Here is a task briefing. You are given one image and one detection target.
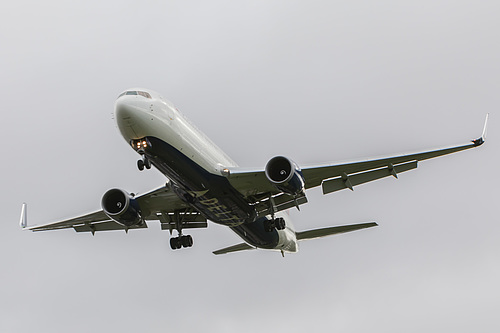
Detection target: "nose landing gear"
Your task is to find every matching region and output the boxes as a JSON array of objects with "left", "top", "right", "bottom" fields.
[
  {"left": 137, "top": 157, "right": 151, "bottom": 171},
  {"left": 132, "top": 139, "right": 152, "bottom": 171}
]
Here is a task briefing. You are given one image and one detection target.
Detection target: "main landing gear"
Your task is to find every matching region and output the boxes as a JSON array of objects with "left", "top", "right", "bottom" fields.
[
  {"left": 170, "top": 235, "right": 193, "bottom": 250},
  {"left": 264, "top": 195, "right": 286, "bottom": 232},
  {"left": 168, "top": 209, "right": 195, "bottom": 250},
  {"left": 264, "top": 217, "right": 286, "bottom": 232}
]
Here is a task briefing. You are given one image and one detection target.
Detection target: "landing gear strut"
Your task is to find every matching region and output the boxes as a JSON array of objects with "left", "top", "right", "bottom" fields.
[
  {"left": 168, "top": 209, "right": 194, "bottom": 250},
  {"left": 264, "top": 195, "right": 286, "bottom": 232}
]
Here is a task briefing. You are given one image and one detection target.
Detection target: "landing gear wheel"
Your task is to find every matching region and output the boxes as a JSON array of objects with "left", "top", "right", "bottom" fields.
[
  {"left": 175, "top": 238, "right": 182, "bottom": 249},
  {"left": 144, "top": 158, "right": 151, "bottom": 169},
  {"left": 275, "top": 217, "right": 286, "bottom": 230},
  {"left": 170, "top": 235, "right": 193, "bottom": 250},
  {"left": 169, "top": 237, "right": 182, "bottom": 250},
  {"left": 169, "top": 237, "right": 177, "bottom": 250},
  {"left": 181, "top": 235, "right": 193, "bottom": 248},
  {"left": 137, "top": 159, "right": 145, "bottom": 171}
]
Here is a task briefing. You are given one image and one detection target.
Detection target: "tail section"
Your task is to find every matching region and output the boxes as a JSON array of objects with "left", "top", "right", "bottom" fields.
[{"left": 213, "top": 221, "right": 377, "bottom": 255}]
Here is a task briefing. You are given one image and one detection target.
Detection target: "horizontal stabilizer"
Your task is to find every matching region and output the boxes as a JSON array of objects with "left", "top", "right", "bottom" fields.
[
  {"left": 296, "top": 222, "right": 378, "bottom": 241},
  {"left": 213, "top": 243, "right": 255, "bottom": 255}
]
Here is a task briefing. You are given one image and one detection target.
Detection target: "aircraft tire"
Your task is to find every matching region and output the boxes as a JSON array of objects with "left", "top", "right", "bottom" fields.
[
  {"left": 169, "top": 238, "right": 177, "bottom": 250},
  {"left": 137, "top": 159, "right": 145, "bottom": 171},
  {"left": 275, "top": 217, "right": 286, "bottom": 230}
]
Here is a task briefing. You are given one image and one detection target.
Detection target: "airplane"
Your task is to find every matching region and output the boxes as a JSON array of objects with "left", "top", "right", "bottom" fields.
[{"left": 19, "top": 88, "right": 488, "bottom": 255}]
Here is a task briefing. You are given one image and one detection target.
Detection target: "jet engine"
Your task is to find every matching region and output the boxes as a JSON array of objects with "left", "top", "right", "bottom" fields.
[
  {"left": 265, "top": 156, "right": 305, "bottom": 196},
  {"left": 101, "top": 188, "right": 143, "bottom": 227}
]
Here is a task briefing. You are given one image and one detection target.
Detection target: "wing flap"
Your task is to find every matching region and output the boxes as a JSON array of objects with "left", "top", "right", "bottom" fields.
[
  {"left": 157, "top": 210, "right": 208, "bottom": 232},
  {"left": 160, "top": 222, "right": 207, "bottom": 231},
  {"left": 322, "top": 160, "right": 417, "bottom": 194},
  {"left": 254, "top": 193, "right": 308, "bottom": 217},
  {"left": 74, "top": 221, "right": 148, "bottom": 233}
]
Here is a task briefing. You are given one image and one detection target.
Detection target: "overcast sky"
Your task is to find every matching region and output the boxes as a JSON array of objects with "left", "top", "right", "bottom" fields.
[{"left": 1, "top": 1, "right": 498, "bottom": 332}]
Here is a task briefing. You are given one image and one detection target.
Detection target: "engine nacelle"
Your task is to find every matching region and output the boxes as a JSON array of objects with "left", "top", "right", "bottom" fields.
[
  {"left": 101, "top": 188, "right": 143, "bottom": 227},
  {"left": 265, "top": 156, "right": 305, "bottom": 196}
]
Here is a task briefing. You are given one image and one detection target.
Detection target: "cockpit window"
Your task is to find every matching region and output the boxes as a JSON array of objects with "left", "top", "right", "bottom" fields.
[
  {"left": 138, "top": 91, "right": 152, "bottom": 99},
  {"left": 117, "top": 91, "right": 152, "bottom": 99}
]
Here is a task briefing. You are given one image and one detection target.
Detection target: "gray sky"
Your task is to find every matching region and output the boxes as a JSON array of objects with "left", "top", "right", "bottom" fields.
[{"left": 1, "top": 1, "right": 498, "bottom": 332}]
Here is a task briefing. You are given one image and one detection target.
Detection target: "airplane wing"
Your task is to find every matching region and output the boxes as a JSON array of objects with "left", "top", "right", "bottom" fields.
[
  {"left": 23, "top": 186, "right": 207, "bottom": 234},
  {"left": 228, "top": 115, "right": 488, "bottom": 206}
]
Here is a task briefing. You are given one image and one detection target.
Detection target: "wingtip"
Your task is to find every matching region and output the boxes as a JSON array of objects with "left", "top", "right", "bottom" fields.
[
  {"left": 19, "top": 203, "right": 27, "bottom": 229},
  {"left": 472, "top": 113, "right": 489, "bottom": 147},
  {"left": 472, "top": 137, "right": 484, "bottom": 146}
]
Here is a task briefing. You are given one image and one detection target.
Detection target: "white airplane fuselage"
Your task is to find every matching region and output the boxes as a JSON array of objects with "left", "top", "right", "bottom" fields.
[{"left": 115, "top": 88, "right": 298, "bottom": 253}]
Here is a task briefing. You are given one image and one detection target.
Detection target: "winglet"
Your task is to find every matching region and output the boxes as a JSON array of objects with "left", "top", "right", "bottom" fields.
[
  {"left": 19, "top": 203, "right": 27, "bottom": 229},
  {"left": 472, "top": 113, "right": 489, "bottom": 146}
]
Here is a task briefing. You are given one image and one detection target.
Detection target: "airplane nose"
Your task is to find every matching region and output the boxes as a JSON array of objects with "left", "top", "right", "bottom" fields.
[
  {"left": 115, "top": 97, "right": 151, "bottom": 122},
  {"left": 114, "top": 97, "right": 150, "bottom": 140},
  {"left": 115, "top": 99, "right": 132, "bottom": 121},
  {"left": 115, "top": 98, "right": 137, "bottom": 122}
]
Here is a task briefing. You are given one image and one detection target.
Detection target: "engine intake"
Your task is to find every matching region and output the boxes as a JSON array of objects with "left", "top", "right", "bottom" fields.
[
  {"left": 265, "top": 156, "right": 305, "bottom": 196},
  {"left": 101, "top": 188, "right": 143, "bottom": 227}
]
